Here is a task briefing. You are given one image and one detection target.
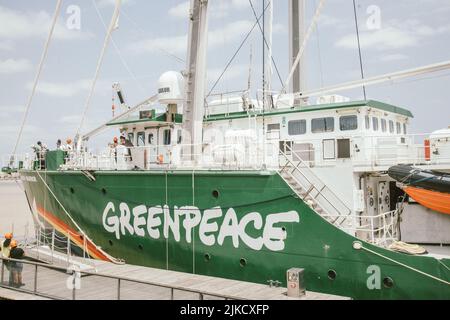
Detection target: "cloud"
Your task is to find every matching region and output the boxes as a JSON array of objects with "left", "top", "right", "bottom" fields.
[
  {"left": 0, "top": 59, "right": 32, "bottom": 74},
  {"left": 129, "top": 19, "right": 257, "bottom": 56},
  {"left": 207, "top": 64, "right": 248, "bottom": 83},
  {"left": 97, "top": 0, "right": 134, "bottom": 8},
  {"left": 0, "top": 41, "right": 14, "bottom": 51},
  {"left": 168, "top": 1, "right": 190, "bottom": 19},
  {"left": 0, "top": 5, "right": 93, "bottom": 41},
  {"left": 379, "top": 54, "right": 409, "bottom": 62},
  {"left": 336, "top": 19, "right": 450, "bottom": 51},
  {"left": 29, "top": 79, "right": 91, "bottom": 98}
]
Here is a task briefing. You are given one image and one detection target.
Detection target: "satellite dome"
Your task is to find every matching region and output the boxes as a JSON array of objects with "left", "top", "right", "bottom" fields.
[{"left": 157, "top": 71, "right": 185, "bottom": 104}]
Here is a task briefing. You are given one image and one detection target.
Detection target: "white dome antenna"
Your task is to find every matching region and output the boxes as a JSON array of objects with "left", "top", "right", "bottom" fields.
[{"left": 157, "top": 71, "right": 185, "bottom": 105}]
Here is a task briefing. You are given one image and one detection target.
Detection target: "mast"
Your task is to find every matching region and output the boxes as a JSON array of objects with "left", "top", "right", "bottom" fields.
[
  {"left": 182, "top": 0, "right": 209, "bottom": 163},
  {"left": 288, "top": 0, "right": 306, "bottom": 94}
]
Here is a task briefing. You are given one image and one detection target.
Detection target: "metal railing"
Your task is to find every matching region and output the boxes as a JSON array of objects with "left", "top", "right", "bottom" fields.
[
  {"left": 279, "top": 142, "right": 353, "bottom": 226},
  {"left": 0, "top": 256, "right": 237, "bottom": 300}
]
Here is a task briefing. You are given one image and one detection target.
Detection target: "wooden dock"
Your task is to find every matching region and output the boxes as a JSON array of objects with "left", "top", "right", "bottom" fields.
[{"left": 0, "top": 248, "right": 350, "bottom": 300}]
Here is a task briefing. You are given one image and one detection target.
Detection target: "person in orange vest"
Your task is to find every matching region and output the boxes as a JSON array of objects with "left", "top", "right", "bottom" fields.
[{"left": 0, "top": 233, "right": 13, "bottom": 259}]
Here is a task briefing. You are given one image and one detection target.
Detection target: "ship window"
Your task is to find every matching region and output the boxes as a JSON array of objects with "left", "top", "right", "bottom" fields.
[
  {"left": 381, "top": 119, "right": 387, "bottom": 132},
  {"left": 127, "top": 132, "right": 134, "bottom": 144},
  {"left": 403, "top": 123, "right": 407, "bottom": 134},
  {"left": 312, "top": 117, "right": 334, "bottom": 133},
  {"left": 340, "top": 115, "right": 358, "bottom": 131},
  {"left": 137, "top": 132, "right": 145, "bottom": 146},
  {"left": 163, "top": 129, "right": 171, "bottom": 145},
  {"left": 396, "top": 122, "right": 401, "bottom": 134},
  {"left": 268, "top": 123, "right": 280, "bottom": 132},
  {"left": 365, "top": 116, "right": 370, "bottom": 130},
  {"left": 177, "top": 129, "right": 182, "bottom": 144},
  {"left": 372, "top": 117, "right": 379, "bottom": 131},
  {"left": 288, "top": 120, "right": 306, "bottom": 135},
  {"left": 337, "top": 139, "right": 351, "bottom": 159},
  {"left": 389, "top": 120, "right": 395, "bottom": 133},
  {"left": 148, "top": 133, "right": 154, "bottom": 145},
  {"left": 323, "top": 139, "right": 336, "bottom": 160}
]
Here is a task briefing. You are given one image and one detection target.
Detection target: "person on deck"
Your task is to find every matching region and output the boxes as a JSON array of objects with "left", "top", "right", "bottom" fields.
[
  {"left": 120, "top": 136, "right": 134, "bottom": 161},
  {"left": 1, "top": 233, "right": 13, "bottom": 285},
  {"left": 9, "top": 240, "right": 24, "bottom": 288}
]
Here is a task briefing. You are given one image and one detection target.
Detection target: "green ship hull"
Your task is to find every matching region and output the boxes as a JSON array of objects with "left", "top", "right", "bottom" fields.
[{"left": 19, "top": 169, "right": 450, "bottom": 299}]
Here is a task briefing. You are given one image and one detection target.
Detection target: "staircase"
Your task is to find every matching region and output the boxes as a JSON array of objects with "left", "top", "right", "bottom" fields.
[{"left": 278, "top": 144, "right": 354, "bottom": 231}]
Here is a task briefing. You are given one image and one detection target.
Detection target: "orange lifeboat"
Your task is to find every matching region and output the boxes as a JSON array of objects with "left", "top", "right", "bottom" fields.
[{"left": 404, "top": 186, "right": 450, "bottom": 215}]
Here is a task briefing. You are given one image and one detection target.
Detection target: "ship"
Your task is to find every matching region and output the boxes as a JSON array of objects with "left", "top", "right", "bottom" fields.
[{"left": 9, "top": 0, "right": 450, "bottom": 299}]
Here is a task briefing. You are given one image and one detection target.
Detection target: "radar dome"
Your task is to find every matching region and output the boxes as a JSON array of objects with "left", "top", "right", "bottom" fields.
[{"left": 157, "top": 71, "right": 185, "bottom": 104}]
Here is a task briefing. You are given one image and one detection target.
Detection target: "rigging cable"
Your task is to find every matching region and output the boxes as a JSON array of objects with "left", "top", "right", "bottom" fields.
[
  {"left": 206, "top": 1, "right": 271, "bottom": 98},
  {"left": 91, "top": 0, "right": 146, "bottom": 94},
  {"left": 352, "top": 0, "right": 367, "bottom": 100},
  {"left": 9, "top": 0, "right": 63, "bottom": 166},
  {"left": 281, "top": 0, "right": 326, "bottom": 95},
  {"left": 248, "top": 0, "right": 283, "bottom": 87},
  {"left": 75, "top": 0, "right": 121, "bottom": 147},
  {"left": 314, "top": 0, "right": 325, "bottom": 88}
]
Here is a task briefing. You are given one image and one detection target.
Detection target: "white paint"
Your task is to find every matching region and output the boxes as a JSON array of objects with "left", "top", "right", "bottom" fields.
[{"left": 102, "top": 202, "right": 300, "bottom": 252}]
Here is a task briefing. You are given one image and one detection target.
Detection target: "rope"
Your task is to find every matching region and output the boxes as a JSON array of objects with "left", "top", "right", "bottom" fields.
[
  {"left": 352, "top": 0, "right": 367, "bottom": 100},
  {"left": 207, "top": 1, "right": 271, "bottom": 98},
  {"left": 91, "top": 0, "right": 146, "bottom": 94},
  {"left": 281, "top": 0, "right": 326, "bottom": 94},
  {"left": 358, "top": 244, "right": 450, "bottom": 286},
  {"left": 75, "top": 0, "right": 122, "bottom": 145},
  {"left": 248, "top": 0, "right": 283, "bottom": 87},
  {"left": 10, "top": 0, "right": 63, "bottom": 165},
  {"left": 34, "top": 170, "right": 123, "bottom": 264}
]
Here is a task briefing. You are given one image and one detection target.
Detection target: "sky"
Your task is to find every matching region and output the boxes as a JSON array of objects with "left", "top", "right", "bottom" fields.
[{"left": 0, "top": 0, "right": 450, "bottom": 162}]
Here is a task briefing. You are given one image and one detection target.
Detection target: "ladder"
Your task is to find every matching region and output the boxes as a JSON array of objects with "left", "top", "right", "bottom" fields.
[{"left": 278, "top": 143, "right": 353, "bottom": 230}]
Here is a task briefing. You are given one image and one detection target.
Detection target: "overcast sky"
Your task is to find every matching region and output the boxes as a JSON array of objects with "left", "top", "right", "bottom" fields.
[{"left": 1, "top": 0, "right": 450, "bottom": 161}]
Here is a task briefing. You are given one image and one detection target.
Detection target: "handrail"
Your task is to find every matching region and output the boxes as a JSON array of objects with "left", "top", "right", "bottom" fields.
[
  {"left": 0, "top": 256, "right": 239, "bottom": 300},
  {"left": 280, "top": 142, "right": 352, "bottom": 216}
]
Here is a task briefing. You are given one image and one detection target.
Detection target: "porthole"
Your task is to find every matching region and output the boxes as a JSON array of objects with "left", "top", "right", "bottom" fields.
[
  {"left": 240, "top": 258, "right": 247, "bottom": 267},
  {"left": 108, "top": 240, "right": 113, "bottom": 246},
  {"left": 327, "top": 269, "right": 337, "bottom": 281},
  {"left": 138, "top": 244, "right": 143, "bottom": 250},
  {"left": 212, "top": 190, "right": 219, "bottom": 199},
  {"left": 70, "top": 187, "right": 75, "bottom": 194},
  {"left": 101, "top": 188, "right": 107, "bottom": 195},
  {"left": 383, "top": 277, "right": 394, "bottom": 288},
  {"left": 204, "top": 253, "right": 211, "bottom": 262}
]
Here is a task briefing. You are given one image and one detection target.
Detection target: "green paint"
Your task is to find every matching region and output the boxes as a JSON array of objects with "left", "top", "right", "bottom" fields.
[
  {"left": 205, "top": 100, "right": 414, "bottom": 122},
  {"left": 20, "top": 169, "right": 450, "bottom": 300}
]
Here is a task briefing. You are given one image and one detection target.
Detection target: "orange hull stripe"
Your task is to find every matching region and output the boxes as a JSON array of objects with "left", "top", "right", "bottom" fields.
[
  {"left": 36, "top": 205, "right": 112, "bottom": 261},
  {"left": 405, "top": 187, "right": 450, "bottom": 215}
]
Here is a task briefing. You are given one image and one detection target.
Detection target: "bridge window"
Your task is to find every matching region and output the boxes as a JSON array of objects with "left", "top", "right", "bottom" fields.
[
  {"left": 340, "top": 115, "right": 358, "bottom": 131},
  {"left": 127, "top": 132, "right": 134, "bottom": 145},
  {"left": 381, "top": 119, "right": 387, "bottom": 132},
  {"left": 288, "top": 120, "right": 306, "bottom": 135},
  {"left": 365, "top": 116, "right": 370, "bottom": 130},
  {"left": 403, "top": 123, "right": 407, "bottom": 135},
  {"left": 396, "top": 122, "right": 401, "bottom": 134},
  {"left": 372, "top": 117, "right": 379, "bottom": 131},
  {"left": 312, "top": 117, "right": 334, "bottom": 133},
  {"left": 148, "top": 133, "right": 154, "bottom": 145},
  {"left": 137, "top": 132, "right": 145, "bottom": 146},
  {"left": 389, "top": 120, "right": 395, "bottom": 134},
  {"left": 163, "top": 129, "right": 171, "bottom": 145}
]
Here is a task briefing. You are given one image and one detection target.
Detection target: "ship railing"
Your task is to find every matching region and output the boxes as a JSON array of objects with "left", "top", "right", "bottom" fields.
[
  {"left": 0, "top": 256, "right": 238, "bottom": 300},
  {"left": 320, "top": 210, "right": 400, "bottom": 247},
  {"left": 277, "top": 132, "right": 450, "bottom": 169},
  {"left": 279, "top": 141, "right": 353, "bottom": 228},
  {"left": 60, "top": 142, "right": 281, "bottom": 171}
]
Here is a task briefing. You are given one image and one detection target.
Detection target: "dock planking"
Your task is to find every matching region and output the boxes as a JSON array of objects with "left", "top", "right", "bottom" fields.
[{"left": 0, "top": 250, "right": 350, "bottom": 300}]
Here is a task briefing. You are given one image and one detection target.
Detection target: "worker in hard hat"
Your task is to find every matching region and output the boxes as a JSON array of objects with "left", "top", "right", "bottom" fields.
[
  {"left": 9, "top": 240, "right": 25, "bottom": 287},
  {"left": 65, "top": 138, "right": 73, "bottom": 151},
  {"left": 1, "top": 233, "right": 13, "bottom": 259}
]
